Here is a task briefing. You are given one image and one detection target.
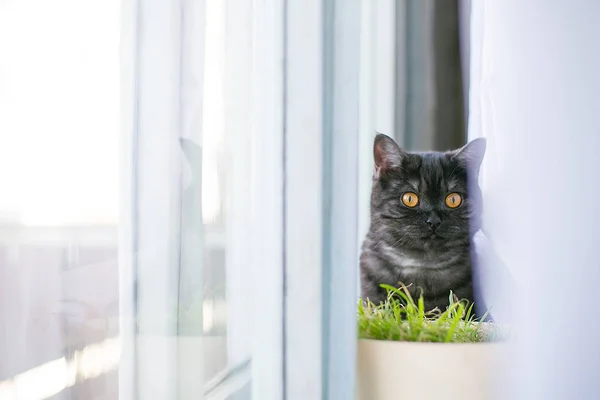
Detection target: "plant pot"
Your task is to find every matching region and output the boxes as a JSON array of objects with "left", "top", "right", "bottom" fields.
[{"left": 357, "top": 338, "right": 505, "bottom": 400}]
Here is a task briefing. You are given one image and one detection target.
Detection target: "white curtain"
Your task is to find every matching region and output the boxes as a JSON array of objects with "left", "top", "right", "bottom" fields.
[
  {"left": 121, "top": 0, "right": 207, "bottom": 397},
  {"left": 470, "top": 1, "right": 600, "bottom": 398},
  {"left": 125, "top": 0, "right": 286, "bottom": 398}
]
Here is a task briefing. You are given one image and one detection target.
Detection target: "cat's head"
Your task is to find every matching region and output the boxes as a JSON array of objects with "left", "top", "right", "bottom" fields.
[{"left": 370, "top": 133, "right": 486, "bottom": 251}]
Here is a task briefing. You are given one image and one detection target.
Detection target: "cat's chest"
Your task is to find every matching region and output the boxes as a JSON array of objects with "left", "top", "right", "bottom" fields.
[
  {"left": 380, "top": 244, "right": 467, "bottom": 272},
  {"left": 387, "top": 250, "right": 472, "bottom": 300}
]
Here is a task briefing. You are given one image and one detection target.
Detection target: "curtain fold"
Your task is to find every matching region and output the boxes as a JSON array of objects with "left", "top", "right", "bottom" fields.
[
  {"left": 123, "top": 0, "right": 206, "bottom": 398},
  {"left": 471, "top": 1, "right": 600, "bottom": 398}
]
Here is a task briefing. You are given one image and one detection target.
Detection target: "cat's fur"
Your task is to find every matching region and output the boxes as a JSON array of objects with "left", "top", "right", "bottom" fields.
[{"left": 360, "top": 133, "right": 486, "bottom": 312}]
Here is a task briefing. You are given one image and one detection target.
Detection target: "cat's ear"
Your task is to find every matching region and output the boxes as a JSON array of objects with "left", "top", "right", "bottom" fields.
[
  {"left": 374, "top": 133, "right": 405, "bottom": 177},
  {"left": 452, "top": 137, "right": 486, "bottom": 174}
]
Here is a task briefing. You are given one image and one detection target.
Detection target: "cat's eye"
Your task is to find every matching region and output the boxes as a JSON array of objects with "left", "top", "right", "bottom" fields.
[
  {"left": 401, "top": 192, "right": 419, "bottom": 208},
  {"left": 445, "top": 193, "right": 462, "bottom": 208}
]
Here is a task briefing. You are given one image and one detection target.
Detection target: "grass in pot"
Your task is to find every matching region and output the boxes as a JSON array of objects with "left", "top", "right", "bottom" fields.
[{"left": 357, "top": 284, "right": 506, "bottom": 400}]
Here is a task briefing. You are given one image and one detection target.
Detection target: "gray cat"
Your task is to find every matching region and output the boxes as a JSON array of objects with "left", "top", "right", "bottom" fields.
[{"left": 360, "top": 133, "right": 486, "bottom": 312}]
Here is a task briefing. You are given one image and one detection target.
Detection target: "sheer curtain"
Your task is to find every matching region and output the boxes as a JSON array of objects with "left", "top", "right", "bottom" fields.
[
  {"left": 121, "top": 0, "right": 208, "bottom": 396},
  {"left": 122, "top": 0, "right": 249, "bottom": 397},
  {"left": 124, "top": 0, "right": 302, "bottom": 397},
  {"left": 470, "top": 1, "right": 600, "bottom": 398}
]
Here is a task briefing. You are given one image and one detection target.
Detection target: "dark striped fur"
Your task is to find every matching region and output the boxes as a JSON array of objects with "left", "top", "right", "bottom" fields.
[{"left": 360, "top": 134, "right": 486, "bottom": 312}]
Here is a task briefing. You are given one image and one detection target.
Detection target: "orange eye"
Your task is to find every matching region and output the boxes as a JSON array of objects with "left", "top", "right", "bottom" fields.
[
  {"left": 445, "top": 193, "right": 462, "bottom": 208},
  {"left": 401, "top": 192, "right": 419, "bottom": 208}
]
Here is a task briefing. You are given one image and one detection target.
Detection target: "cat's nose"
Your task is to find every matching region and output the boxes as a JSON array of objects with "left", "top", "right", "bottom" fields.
[{"left": 426, "top": 214, "right": 441, "bottom": 231}]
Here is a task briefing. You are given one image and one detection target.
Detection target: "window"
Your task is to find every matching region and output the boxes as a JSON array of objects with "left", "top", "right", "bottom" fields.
[
  {"left": 0, "top": 0, "right": 120, "bottom": 398},
  {"left": 1, "top": 0, "right": 362, "bottom": 399}
]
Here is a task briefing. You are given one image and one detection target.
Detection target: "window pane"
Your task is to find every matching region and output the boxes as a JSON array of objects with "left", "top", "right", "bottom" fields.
[{"left": 0, "top": 0, "right": 120, "bottom": 398}]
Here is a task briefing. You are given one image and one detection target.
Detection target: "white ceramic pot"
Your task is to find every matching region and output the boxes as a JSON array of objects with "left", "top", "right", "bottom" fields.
[{"left": 357, "top": 339, "right": 505, "bottom": 400}]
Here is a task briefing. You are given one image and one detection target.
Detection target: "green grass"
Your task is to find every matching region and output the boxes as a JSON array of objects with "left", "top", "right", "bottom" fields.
[{"left": 357, "top": 284, "right": 499, "bottom": 343}]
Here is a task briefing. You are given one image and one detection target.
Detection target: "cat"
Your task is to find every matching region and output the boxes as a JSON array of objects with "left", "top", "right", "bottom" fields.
[{"left": 360, "top": 133, "right": 486, "bottom": 312}]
